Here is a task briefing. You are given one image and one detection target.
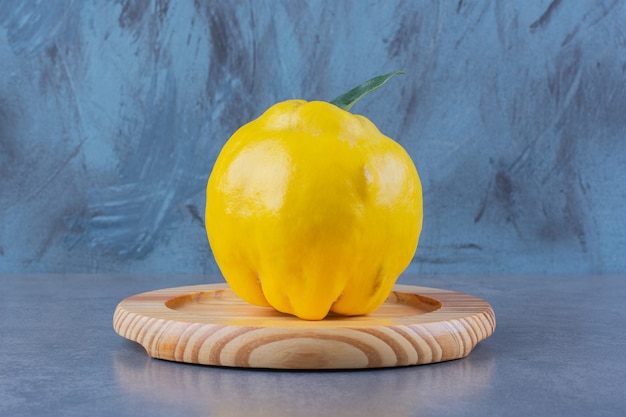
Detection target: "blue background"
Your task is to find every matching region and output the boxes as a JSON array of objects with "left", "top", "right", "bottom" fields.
[{"left": 0, "top": 1, "right": 624, "bottom": 275}]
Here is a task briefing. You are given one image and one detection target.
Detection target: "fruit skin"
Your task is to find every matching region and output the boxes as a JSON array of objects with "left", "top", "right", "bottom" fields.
[{"left": 205, "top": 100, "right": 422, "bottom": 320}]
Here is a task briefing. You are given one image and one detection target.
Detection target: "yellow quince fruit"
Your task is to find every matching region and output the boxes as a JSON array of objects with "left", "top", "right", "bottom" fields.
[{"left": 205, "top": 72, "right": 422, "bottom": 320}]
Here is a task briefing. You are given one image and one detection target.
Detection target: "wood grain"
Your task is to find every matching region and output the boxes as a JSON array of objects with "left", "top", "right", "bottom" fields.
[{"left": 113, "top": 284, "right": 495, "bottom": 369}]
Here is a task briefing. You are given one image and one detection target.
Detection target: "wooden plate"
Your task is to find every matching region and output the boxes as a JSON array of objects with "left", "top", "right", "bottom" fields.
[{"left": 113, "top": 283, "right": 495, "bottom": 369}]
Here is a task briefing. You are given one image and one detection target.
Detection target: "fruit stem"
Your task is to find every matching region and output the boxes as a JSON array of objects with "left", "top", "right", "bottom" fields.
[{"left": 329, "top": 71, "right": 405, "bottom": 112}]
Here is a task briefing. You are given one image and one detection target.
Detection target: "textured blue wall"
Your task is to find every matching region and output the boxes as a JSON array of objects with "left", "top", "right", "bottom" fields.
[{"left": 0, "top": 1, "right": 625, "bottom": 275}]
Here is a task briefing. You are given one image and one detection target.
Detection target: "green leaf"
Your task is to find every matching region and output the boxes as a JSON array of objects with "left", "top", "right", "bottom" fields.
[{"left": 329, "top": 71, "right": 405, "bottom": 112}]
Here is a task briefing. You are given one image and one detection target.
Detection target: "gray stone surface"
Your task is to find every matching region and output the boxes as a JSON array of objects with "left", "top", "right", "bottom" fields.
[{"left": 2, "top": 273, "right": 624, "bottom": 416}]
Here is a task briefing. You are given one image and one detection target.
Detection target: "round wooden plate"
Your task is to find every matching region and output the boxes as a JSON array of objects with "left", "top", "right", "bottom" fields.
[{"left": 113, "top": 283, "right": 495, "bottom": 369}]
